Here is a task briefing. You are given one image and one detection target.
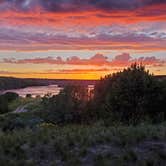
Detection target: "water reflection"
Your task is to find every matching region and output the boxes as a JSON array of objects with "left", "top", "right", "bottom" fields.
[
  {"left": 1, "top": 84, "right": 95, "bottom": 98},
  {"left": 2, "top": 85, "right": 63, "bottom": 98}
]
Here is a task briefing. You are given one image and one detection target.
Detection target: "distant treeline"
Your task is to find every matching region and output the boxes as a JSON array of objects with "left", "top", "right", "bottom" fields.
[
  {"left": 0, "top": 77, "right": 47, "bottom": 91},
  {"left": 0, "top": 77, "right": 97, "bottom": 91}
]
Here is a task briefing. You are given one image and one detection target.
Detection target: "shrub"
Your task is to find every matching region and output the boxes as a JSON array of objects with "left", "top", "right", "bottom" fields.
[
  {"left": 0, "top": 92, "right": 19, "bottom": 114},
  {"left": 3, "top": 92, "right": 19, "bottom": 102},
  {"left": 26, "top": 94, "right": 32, "bottom": 98},
  {"left": 0, "top": 96, "right": 9, "bottom": 114},
  {"left": 93, "top": 63, "right": 166, "bottom": 124},
  {"left": 41, "top": 85, "right": 89, "bottom": 124}
]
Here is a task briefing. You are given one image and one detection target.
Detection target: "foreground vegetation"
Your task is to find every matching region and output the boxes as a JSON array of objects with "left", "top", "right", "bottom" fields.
[{"left": 0, "top": 122, "right": 166, "bottom": 166}]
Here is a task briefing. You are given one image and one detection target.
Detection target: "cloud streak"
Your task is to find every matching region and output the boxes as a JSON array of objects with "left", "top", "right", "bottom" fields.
[
  {"left": 0, "top": 27, "right": 165, "bottom": 51},
  {"left": 2, "top": 53, "right": 165, "bottom": 67},
  {"left": 0, "top": 68, "right": 110, "bottom": 75}
]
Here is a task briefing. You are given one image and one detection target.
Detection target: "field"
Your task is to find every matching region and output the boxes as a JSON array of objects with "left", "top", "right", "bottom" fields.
[{"left": 0, "top": 122, "right": 166, "bottom": 166}]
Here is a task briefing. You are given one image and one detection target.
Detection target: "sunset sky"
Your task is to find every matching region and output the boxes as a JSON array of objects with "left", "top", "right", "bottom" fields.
[{"left": 0, "top": 0, "right": 166, "bottom": 79}]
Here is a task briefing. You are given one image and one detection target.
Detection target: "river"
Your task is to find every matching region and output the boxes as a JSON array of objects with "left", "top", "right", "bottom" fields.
[
  {"left": 1, "top": 84, "right": 94, "bottom": 98},
  {"left": 1, "top": 85, "right": 63, "bottom": 98}
]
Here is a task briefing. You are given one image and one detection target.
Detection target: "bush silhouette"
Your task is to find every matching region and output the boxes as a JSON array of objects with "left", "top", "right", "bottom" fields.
[
  {"left": 3, "top": 92, "right": 19, "bottom": 102},
  {"left": 0, "top": 92, "right": 19, "bottom": 114},
  {"left": 41, "top": 85, "right": 88, "bottom": 123},
  {"left": 94, "top": 63, "right": 166, "bottom": 124}
]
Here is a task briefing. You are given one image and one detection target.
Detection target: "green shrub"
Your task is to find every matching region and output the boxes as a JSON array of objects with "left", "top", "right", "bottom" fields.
[
  {"left": 41, "top": 85, "right": 89, "bottom": 124},
  {"left": 93, "top": 63, "right": 166, "bottom": 124},
  {"left": 0, "top": 92, "right": 19, "bottom": 114},
  {"left": 3, "top": 92, "right": 19, "bottom": 102}
]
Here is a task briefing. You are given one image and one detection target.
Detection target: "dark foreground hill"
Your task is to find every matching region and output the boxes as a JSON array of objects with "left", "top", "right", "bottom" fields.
[{"left": 156, "top": 75, "right": 166, "bottom": 81}]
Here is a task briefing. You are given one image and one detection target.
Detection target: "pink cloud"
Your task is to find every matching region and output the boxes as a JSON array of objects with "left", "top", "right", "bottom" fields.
[
  {"left": 114, "top": 53, "right": 131, "bottom": 62},
  {"left": 2, "top": 53, "right": 165, "bottom": 68}
]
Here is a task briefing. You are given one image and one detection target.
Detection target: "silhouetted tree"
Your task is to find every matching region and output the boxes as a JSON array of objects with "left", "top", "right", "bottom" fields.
[
  {"left": 0, "top": 92, "right": 18, "bottom": 114},
  {"left": 41, "top": 85, "right": 88, "bottom": 123},
  {"left": 3, "top": 92, "right": 19, "bottom": 102},
  {"left": 26, "top": 94, "right": 32, "bottom": 98},
  {"left": 0, "top": 96, "right": 9, "bottom": 114},
  {"left": 93, "top": 63, "right": 166, "bottom": 124}
]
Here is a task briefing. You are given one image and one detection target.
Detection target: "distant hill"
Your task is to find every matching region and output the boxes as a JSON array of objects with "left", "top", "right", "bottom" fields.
[
  {"left": 0, "top": 77, "right": 97, "bottom": 91},
  {"left": 0, "top": 75, "right": 165, "bottom": 91},
  {"left": 155, "top": 75, "right": 166, "bottom": 81}
]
